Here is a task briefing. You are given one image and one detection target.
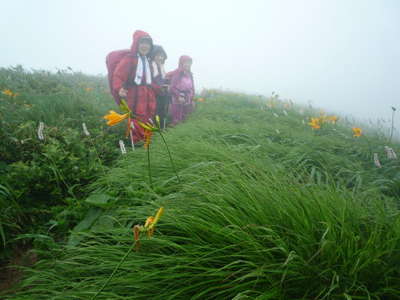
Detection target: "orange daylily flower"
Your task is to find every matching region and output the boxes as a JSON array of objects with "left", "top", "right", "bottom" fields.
[
  {"left": 141, "top": 207, "right": 165, "bottom": 237},
  {"left": 133, "top": 225, "right": 141, "bottom": 250},
  {"left": 144, "top": 129, "right": 153, "bottom": 149},
  {"left": 309, "top": 117, "right": 321, "bottom": 129},
  {"left": 2, "top": 89, "right": 17, "bottom": 97},
  {"left": 131, "top": 207, "right": 164, "bottom": 250},
  {"left": 197, "top": 97, "right": 205, "bottom": 102},
  {"left": 352, "top": 127, "right": 362, "bottom": 137},
  {"left": 144, "top": 216, "right": 155, "bottom": 237},
  {"left": 144, "top": 207, "right": 164, "bottom": 237},
  {"left": 103, "top": 110, "right": 129, "bottom": 126},
  {"left": 85, "top": 87, "right": 93, "bottom": 92}
]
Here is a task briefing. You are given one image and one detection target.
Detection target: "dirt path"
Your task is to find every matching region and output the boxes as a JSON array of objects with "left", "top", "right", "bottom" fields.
[{"left": 0, "top": 245, "right": 37, "bottom": 297}]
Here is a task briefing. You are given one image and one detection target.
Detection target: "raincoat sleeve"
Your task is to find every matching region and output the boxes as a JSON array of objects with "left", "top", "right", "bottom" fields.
[
  {"left": 168, "top": 72, "right": 182, "bottom": 98},
  {"left": 113, "top": 57, "right": 133, "bottom": 93},
  {"left": 189, "top": 75, "right": 195, "bottom": 100}
]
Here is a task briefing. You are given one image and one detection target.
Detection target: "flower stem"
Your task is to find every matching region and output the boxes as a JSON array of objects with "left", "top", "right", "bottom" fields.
[
  {"left": 158, "top": 131, "right": 181, "bottom": 183},
  {"left": 147, "top": 144, "right": 153, "bottom": 187},
  {"left": 90, "top": 242, "right": 136, "bottom": 300}
]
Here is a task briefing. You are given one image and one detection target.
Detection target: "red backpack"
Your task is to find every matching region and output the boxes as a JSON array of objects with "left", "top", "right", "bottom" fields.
[{"left": 106, "top": 49, "right": 131, "bottom": 105}]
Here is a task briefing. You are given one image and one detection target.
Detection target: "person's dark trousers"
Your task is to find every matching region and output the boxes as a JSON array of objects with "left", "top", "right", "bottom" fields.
[{"left": 156, "top": 94, "right": 171, "bottom": 128}]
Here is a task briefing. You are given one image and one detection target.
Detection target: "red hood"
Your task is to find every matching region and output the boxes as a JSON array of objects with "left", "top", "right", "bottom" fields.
[
  {"left": 130, "top": 30, "right": 153, "bottom": 55},
  {"left": 178, "top": 55, "right": 192, "bottom": 69},
  {"left": 166, "top": 55, "right": 193, "bottom": 79}
]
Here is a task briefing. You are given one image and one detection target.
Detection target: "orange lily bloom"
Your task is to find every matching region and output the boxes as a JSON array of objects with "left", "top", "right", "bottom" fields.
[
  {"left": 2, "top": 89, "right": 15, "bottom": 97},
  {"left": 309, "top": 117, "right": 321, "bottom": 129},
  {"left": 144, "top": 216, "right": 155, "bottom": 237},
  {"left": 144, "top": 129, "right": 153, "bottom": 149},
  {"left": 144, "top": 207, "right": 164, "bottom": 237},
  {"left": 352, "top": 127, "right": 362, "bottom": 137},
  {"left": 133, "top": 225, "right": 141, "bottom": 251},
  {"left": 103, "top": 110, "right": 129, "bottom": 126}
]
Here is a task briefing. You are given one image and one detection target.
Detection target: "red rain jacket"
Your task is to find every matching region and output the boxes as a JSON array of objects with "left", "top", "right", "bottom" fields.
[{"left": 113, "top": 30, "right": 160, "bottom": 143}]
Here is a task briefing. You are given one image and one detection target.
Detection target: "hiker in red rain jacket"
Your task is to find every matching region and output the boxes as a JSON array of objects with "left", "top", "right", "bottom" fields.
[
  {"left": 113, "top": 30, "right": 160, "bottom": 143},
  {"left": 166, "top": 56, "right": 195, "bottom": 126}
]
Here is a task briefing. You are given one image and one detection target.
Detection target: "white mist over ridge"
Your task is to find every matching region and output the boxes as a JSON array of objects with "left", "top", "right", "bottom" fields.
[{"left": 0, "top": 0, "right": 398, "bottom": 129}]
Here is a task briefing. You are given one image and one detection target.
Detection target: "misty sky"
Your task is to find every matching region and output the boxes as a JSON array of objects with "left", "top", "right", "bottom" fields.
[{"left": 1, "top": 0, "right": 399, "bottom": 128}]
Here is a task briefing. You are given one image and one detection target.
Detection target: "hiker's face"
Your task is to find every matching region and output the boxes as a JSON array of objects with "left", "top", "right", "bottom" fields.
[
  {"left": 138, "top": 41, "right": 151, "bottom": 56},
  {"left": 154, "top": 54, "right": 166, "bottom": 65},
  {"left": 182, "top": 61, "right": 192, "bottom": 72}
]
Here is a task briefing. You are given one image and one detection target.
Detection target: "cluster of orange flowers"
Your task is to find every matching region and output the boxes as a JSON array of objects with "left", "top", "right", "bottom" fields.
[
  {"left": 133, "top": 207, "right": 164, "bottom": 251},
  {"left": 308, "top": 114, "right": 362, "bottom": 137},
  {"left": 308, "top": 115, "right": 338, "bottom": 129},
  {"left": 103, "top": 108, "right": 166, "bottom": 251},
  {"left": 2, "top": 89, "right": 19, "bottom": 98}
]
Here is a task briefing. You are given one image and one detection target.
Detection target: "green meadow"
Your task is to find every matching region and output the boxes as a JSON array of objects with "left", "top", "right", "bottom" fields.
[{"left": 1, "top": 67, "right": 399, "bottom": 299}]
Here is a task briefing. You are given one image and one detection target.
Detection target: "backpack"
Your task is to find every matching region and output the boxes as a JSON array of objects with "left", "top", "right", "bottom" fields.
[{"left": 106, "top": 49, "right": 131, "bottom": 105}]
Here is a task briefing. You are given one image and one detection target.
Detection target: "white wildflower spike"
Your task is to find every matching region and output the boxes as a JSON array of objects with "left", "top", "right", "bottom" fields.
[
  {"left": 373, "top": 153, "right": 382, "bottom": 168},
  {"left": 391, "top": 148, "right": 397, "bottom": 159},
  {"left": 302, "top": 120, "right": 305, "bottom": 125},
  {"left": 384, "top": 146, "right": 392, "bottom": 159},
  {"left": 119, "top": 140, "right": 127, "bottom": 154},
  {"left": 275, "top": 129, "right": 280, "bottom": 134},
  {"left": 283, "top": 110, "right": 288, "bottom": 116},
  {"left": 385, "top": 146, "right": 397, "bottom": 160},
  {"left": 148, "top": 118, "right": 154, "bottom": 125},
  {"left": 37, "top": 122, "right": 44, "bottom": 140},
  {"left": 82, "top": 122, "right": 90, "bottom": 136},
  {"left": 273, "top": 113, "right": 279, "bottom": 118},
  {"left": 129, "top": 120, "right": 135, "bottom": 150},
  {"left": 129, "top": 131, "right": 135, "bottom": 150}
]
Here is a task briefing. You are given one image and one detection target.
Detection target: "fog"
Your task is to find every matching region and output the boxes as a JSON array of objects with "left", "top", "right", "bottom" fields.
[{"left": 1, "top": 0, "right": 399, "bottom": 130}]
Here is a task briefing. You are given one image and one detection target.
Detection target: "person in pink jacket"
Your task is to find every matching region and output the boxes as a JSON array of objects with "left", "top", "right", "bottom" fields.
[{"left": 166, "top": 55, "right": 194, "bottom": 126}]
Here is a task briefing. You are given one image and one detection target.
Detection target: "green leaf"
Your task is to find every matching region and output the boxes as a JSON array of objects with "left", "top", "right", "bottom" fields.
[
  {"left": 119, "top": 99, "right": 130, "bottom": 113},
  {"left": 91, "top": 213, "right": 115, "bottom": 232},
  {"left": 67, "top": 207, "right": 102, "bottom": 246},
  {"left": 84, "top": 193, "right": 112, "bottom": 208}
]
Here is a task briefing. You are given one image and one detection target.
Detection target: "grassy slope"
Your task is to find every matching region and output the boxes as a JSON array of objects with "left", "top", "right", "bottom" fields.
[
  {"left": 0, "top": 67, "right": 124, "bottom": 263},
  {"left": 4, "top": 89, "right": 400, "bottom": 299},
  {"left": 0, "top": 70, "right": 400, "bottom": 299}
]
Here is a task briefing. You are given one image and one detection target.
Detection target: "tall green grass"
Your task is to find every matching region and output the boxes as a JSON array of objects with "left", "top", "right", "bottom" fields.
[
  {"left": 0, "top": 67, "right": 122, "bottom": 261},
  {"left": 4, "top": 92, "right": 399, "bottom": 299}
]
